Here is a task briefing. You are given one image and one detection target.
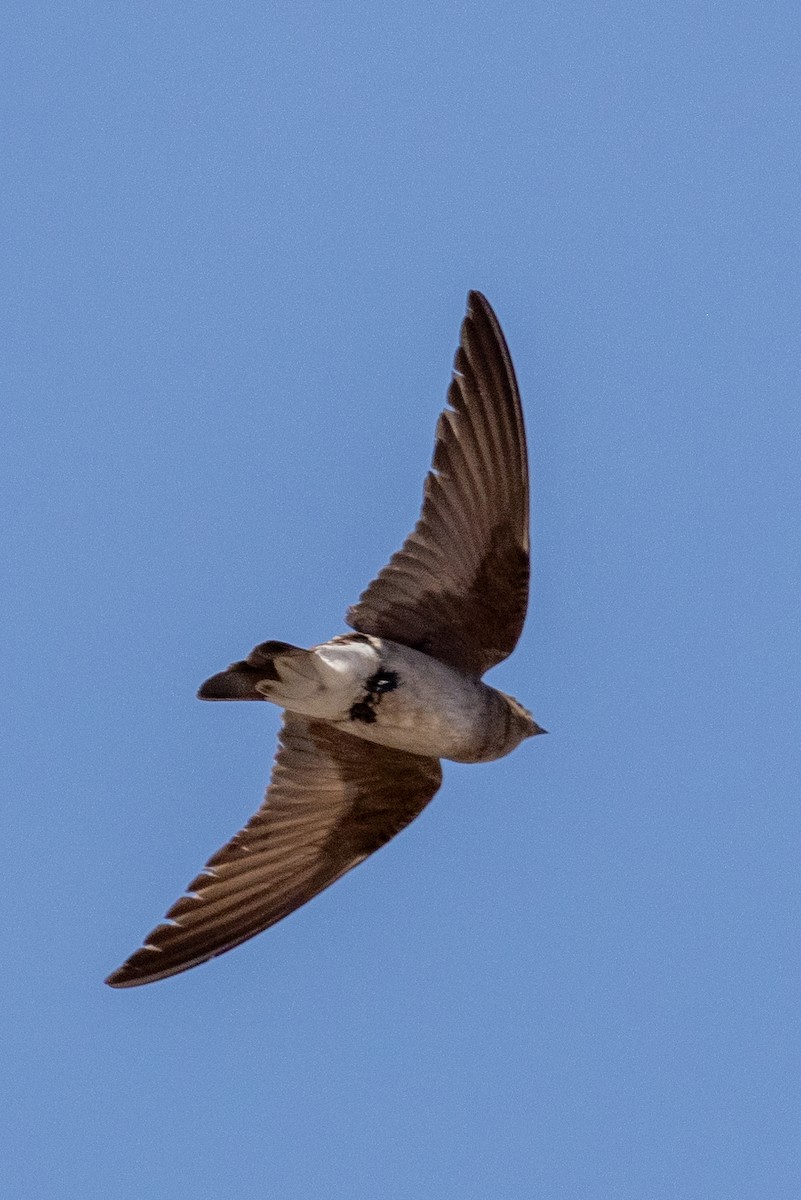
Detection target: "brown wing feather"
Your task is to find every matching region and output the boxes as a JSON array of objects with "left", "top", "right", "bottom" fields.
[
  {"left": 106, "top": 717, "right": 441, "bottom": 987},
  {"left": 346, "top": 291, "right": 529, "bottom": 677}
]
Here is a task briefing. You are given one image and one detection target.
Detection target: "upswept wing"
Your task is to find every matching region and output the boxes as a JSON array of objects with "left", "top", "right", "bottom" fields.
[
  {"left": 106, "top": 717, "right": 441, "bottom": 987},
  {"left": 347, "top": 291, "right": 529, "bottom": 678}
]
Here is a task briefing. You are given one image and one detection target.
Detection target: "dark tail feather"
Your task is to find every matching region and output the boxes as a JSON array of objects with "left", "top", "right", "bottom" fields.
[
  {"left": 197, "top": 666, "right": 267, "bottom": 700},
  {"left": 197, "top": 640, "right": 304, "bottom": 701}
]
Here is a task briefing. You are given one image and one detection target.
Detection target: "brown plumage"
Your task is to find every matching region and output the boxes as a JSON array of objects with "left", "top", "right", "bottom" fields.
[
  {"left": 106, "top": 291, "right": 543, "bottom": 989},
  {"left": 109, "top": 718, "right": 441, "bottom": 987},
  {"left": 348, "top": 292, "right": 529, "bottom": 676}
]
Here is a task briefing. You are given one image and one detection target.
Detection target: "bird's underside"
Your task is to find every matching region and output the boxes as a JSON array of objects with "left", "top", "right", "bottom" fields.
[{"left": 107, "top": 290, "right": 533, "bottom": 988}]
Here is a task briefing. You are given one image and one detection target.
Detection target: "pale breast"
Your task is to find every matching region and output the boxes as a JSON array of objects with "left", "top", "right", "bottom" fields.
[{"left": 327, "top": 638, "right": 504, "bottom": 762}]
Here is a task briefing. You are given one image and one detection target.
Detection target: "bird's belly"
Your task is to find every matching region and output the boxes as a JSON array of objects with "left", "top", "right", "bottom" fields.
[
  {"left": 327, "top": 639, "right": 495, "bottom": 762},
  {"left": 332, "top": 694, "right": 482, "bottom": 760}
]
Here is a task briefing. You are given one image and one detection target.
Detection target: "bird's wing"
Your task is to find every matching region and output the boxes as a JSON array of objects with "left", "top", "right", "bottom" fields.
[
  {"left": 106, "top": 717, "right": 441, "bottom": 988},
  {"left": 346, "top": 291, "right": 529, "bottom": 678}
]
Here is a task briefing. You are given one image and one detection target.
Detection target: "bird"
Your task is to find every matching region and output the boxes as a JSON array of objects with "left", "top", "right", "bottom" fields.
[{"left": 106, "top": 290, "right": 546, "bottom": 988}]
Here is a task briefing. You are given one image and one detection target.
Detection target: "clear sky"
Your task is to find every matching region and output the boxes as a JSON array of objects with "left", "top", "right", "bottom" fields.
[{"left": 4, "top": 3, "right": 801, "bottom": 1197}]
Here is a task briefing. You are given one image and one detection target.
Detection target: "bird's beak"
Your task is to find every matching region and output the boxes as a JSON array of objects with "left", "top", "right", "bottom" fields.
[{"left": 529, "top": 721, "right": 548, "bottom": 736}]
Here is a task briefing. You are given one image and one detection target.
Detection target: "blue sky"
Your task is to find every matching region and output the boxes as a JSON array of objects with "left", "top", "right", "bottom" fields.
[{"left": 4, "top": 2, "right": 801, "bottom": 1196}]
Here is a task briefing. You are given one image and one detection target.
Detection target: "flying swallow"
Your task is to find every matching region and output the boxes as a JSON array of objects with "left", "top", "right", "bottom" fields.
[{"left": 107, "top": 290, "right": 545, "bottom": 988}]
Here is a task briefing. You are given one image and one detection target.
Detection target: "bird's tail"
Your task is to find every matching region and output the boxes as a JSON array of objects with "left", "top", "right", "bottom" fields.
[{"left": 197, "top": 640, "right": 319, "bottom": 703}]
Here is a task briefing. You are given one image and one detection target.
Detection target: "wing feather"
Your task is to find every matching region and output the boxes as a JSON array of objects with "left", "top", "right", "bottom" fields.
[
  {"left": 347, "top": 291, "right": 529, "bottom": 676},
  {"left": 106, "top": 717, "right": 441, "bottom": 987}
]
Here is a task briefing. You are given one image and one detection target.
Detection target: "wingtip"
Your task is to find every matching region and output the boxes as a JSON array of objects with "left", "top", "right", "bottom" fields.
[
  {"left": 466, "top": 289, "right": 492, "bottom": 315},
  {"left": 104, "top": 967, "right": 134, "bottom": 989},
  {"left": 105, "top": 941, "right": 173, "bottom": 989},
  {"left": 105, "top": 956, "right": 172, "bottom": 989},
  {"left": 465, "top": 291, "right": 506, "bottom": 342}
]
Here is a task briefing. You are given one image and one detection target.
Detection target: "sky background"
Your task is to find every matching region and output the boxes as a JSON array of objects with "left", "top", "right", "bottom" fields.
[{"left": 3, "top": 2, "right": 801, "bottom": 1197}]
